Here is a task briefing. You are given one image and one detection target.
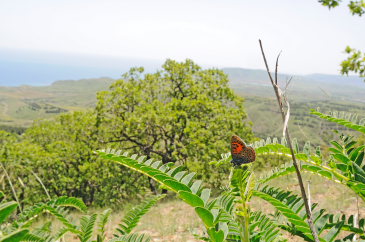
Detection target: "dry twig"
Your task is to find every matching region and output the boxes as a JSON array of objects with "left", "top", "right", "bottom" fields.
[{"left": 258, "top": 39, "right": 320, "bottom": 242}]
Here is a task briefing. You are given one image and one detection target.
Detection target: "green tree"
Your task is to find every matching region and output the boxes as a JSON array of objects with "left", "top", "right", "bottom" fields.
[
  {"left": 96, "top": 59, "right": 253, "bottom": 186},
  {"left": 319, "top": 0, "right": 365, "bottom": 79},
  {"left": 2, "top": 111, "right": 147, "bottom": 206}
]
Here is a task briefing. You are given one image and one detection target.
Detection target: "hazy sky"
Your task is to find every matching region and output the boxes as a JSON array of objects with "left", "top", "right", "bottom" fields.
[{"left": 0, "top": 0, "right": 364, "bottom": 75}]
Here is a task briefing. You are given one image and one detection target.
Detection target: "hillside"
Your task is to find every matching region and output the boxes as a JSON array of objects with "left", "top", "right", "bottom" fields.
[
  {"left": 0, "top": 77, "right": 114, "bottom": 126},
  {"left": 1, "top": 68, "right": 364, "bottom": 145}
]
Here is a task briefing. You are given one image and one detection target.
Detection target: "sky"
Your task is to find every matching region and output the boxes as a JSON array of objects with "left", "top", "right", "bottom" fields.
[{"left": 0, "top": 0, "right": 364, "bottom": 83}]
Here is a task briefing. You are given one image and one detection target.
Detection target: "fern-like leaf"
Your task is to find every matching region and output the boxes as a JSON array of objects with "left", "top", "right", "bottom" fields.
[
  {"left": 109, "top": 233, "right": 151, "bottom": 242},
  {"left": 250, "top": 211, "right": 283, "bottom": 242},
  {"left": 253, "top": 186, "right": 315, "bottom": 241},
  {"left": 51, "top": 196, "right": 87, "bottom": 212},
  {"left": 98, "top": 149, "right": 226, "bottom": 240},
  {"left": 116, "top": 195, "right": 164, "bottom": 236},
  {"left": 97, "top": 209, "right": 112, "bottom": 242},
  {"left": 79, "top": 214, "right": 97, "bottom": 242},
  {"left": 0, "top": 201, "right": 18, "bottom": 224},
  {"left": 0, "top": 229, "right": 29, "bottom": 242},
  {"left": 311, "top": 109, "right": 365, "bottom": 134},
  {"left": 255, "top": 185, "right": 365, "bottom": 241}
]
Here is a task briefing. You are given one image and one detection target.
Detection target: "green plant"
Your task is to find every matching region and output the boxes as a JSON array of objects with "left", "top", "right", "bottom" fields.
[
  {"left": 251, "top": 110, "right": 365, "bottom": 203},
  {"left": 0, "top": 111, "right": 148, "bottom": 207},
  {"left": 98, "top": 108, "right": 365, "bottom": 242},
  {"left": 0, "top": 190, "right": 164, "bottom": 242},
  {"left": 0, "top": 192, "right": 88, "bottom": 242}
]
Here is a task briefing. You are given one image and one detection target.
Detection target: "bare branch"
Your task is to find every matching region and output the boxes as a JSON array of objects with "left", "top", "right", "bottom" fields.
[
  {"left": 284, "top": 76, "right": 293, "bottom": 94},
  {"left": 258, "top": 39, "right": 320, "bottom": 242},
  {"left": 259, "top": 39, "right": 275, "bottom": 85},
  {"left": 275, "top": 51, "right": 282, "bottom": 85},
  {"left": 282, "top": 98, "right": 290, "bottom": 137}
]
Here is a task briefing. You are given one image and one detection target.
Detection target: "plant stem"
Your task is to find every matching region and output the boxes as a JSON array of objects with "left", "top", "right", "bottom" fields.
[
  {"left": 258, "top": 39, "right": 320, "bottom": 242},
  {"left": 237, "top": 212, "right": 250, "bottom": 242},
  {"left": 240, "top": 169, "right": 253, "bottom": 242},
  {"left": 1, "top": 162, "right": 22, "bottom": 212},
  {"left": 243, "top": 209, "right": 250, "bottom": 242},
  {"left": 30, "top": 169, "right": 51, "bottom": 200}
]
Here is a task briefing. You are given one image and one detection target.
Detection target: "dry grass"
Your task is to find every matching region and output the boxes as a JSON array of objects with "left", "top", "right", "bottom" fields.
[{"left": 61, "top": 199, "right": 203, "bottom": 242}]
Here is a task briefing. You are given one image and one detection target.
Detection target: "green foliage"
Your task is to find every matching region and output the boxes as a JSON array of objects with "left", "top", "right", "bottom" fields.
[
  {"left": 96, "top": 209, "right": 112, "bottom": 242},
  {"left": 341, "top": 46, "right": 365, "bottom": 79},
  {"left": 0, "top": 189, "right": 158, "bottom": 242},
  {"left": 109, "top": 233, "right": 151, "bottom": 242},
  {"left": 249, "top": 211, "right": 282, "bottom": 242},
  {"left": 98, "top": 149, "right": 231, "bottom": 242},
  {"left": 311, "top": 109, "right": 365, "bottom": 133},
  {"left": 116, "top": 195, "right": 165, "bottom": 236},
  {"left": 96, "top": 59, "right": 253, "bottom": 187},
  {"left": 318, "top": 0, "right": 365, "bottom": 80},
  {"left": 0, "top": 201, "right": 17, "bottom": 224},
  {"left": 79, "top": 214, "right": 97, "bottom": 242},
  {"left": 0, "top": 60, "right": 256, "bottom": 206},
  {"left": 97, "top": 114, "right": 365, "bottom": 242},
  {"left": 0, "top": 229, "right": 29, "bottom": 242},
  {"left": 244, "top": 122, "right": 365, "bottom": 203},
  {"left": 255, "top": 109, "right": 365, "bottom": 241},
  {"left": 253, "top": 188, "right": 313, "bottom": 241},
  {"left": 96, "top": 149, "right": 293, "bottom": 241},
  {"left": 0, "top": 111, "right": 147, "bottom": 206},
  {"left": 310, "top": 110, "right": 365, "bottom": 200},
  {"left": 254, "top": 185, "right": 365, "bottom": 242},
  {"left": 0, "top": 192, "right": 88, "bottom": 242},
  {"left": 2, "top": 57, "right": 365, "bottom": 241},
  {"left": 319, "top": 0, "right": 365, "bottom": 16}
]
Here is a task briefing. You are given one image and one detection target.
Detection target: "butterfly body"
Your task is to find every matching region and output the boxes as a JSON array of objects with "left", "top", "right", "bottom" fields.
[{"left": 230, "top": 135, "right": 256, "bottom": 166}]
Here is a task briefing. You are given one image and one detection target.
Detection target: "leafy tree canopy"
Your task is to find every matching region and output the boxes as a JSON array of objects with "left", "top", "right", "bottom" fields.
[
  {"left": 96, "top": 59, "right": 253, "bottom": 184},
  {"left": 1, "top": 111, "right": 147, "bottom": 206}
]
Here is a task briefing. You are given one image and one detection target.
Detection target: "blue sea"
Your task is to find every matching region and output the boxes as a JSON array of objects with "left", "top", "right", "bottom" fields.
[{"left": 0, "top": 49, "right": 162, "bottom": 86}]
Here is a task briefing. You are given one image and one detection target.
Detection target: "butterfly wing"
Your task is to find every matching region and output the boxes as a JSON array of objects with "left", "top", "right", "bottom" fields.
[
  {"left": 231, "top": 135, "right": 246, "bottom": 160},
  {"left": 241, "top": 146, "right": 256, "bottom": 164},
  {"left": 231, "top": 135, "right": 256, "bottom": 166}
]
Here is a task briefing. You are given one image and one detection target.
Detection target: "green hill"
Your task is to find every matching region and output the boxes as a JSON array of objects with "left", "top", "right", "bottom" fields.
[
  {"left": 0, "top": 77, "right": 114, "bottom": 126},
  {"left": 1, "top": 68, "right": 364, "bottom": 145}
]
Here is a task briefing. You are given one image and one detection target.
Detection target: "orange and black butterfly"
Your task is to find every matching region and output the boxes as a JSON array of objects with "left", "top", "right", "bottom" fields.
[{"left": 231, "top": 135, "right": 256, "bottom": 166}]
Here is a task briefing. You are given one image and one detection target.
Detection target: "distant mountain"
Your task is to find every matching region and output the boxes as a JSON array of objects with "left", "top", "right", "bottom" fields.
[
  {"left": 305, "top": 73, "right": 364, "bottom": 87},
  {"left": 222, "top": 68, "right": 365, "bottom": 102},
  {"left": 222, "top": 67, "right": 364, "bottom": 87}
]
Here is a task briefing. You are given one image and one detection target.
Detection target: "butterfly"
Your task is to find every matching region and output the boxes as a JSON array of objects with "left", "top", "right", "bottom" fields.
[{"left": 230, "top": 135, "right": 256, "bottom": 166}]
